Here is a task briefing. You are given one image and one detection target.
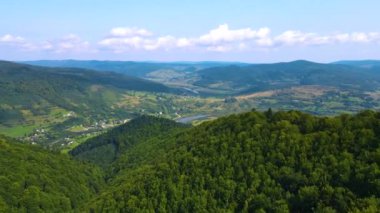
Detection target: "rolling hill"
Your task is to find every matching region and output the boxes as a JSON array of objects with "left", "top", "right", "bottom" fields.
[
  {"left": 22, "top": 60, "right": 244, "bottom": 78},
  {"left": 25, "top": 60, "right": 380, "bottom": 97},
  {"left": 1, "top": 110, "right": 379, "bottom": 212},
  {"left": 5, "top": 59, "right": 380, "bottom": 147},
  {"left": 195, "top": 60, "right": 380, "bottom": 94},
  {"left": 0, "top": 135, "right": 104, "bottom": 212},
  {"left": 70, "top": 115, "right": 188, "bottom": 168},
  {"left": 67, "top": 110, "right": 380, "bottom": 212},
  {"left": 0, "top": 60, "right": 174, "bottom": 143}
]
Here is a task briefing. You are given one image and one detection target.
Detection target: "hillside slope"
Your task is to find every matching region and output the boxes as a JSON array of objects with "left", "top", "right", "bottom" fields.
[
  {"left": 84, "top": 110, "right": 380, "bottom": 212},
  {"left": 70, "top": 115, "right": 188, "bottom": 168},
  {"left": 0, "top": 135, "right": 104, "bottom": 212},
  {"left": 0, "top": 61, "right": 173, "bottom": 140},
  {"left": 0, "top": 61, "right": 170, "bottom": 115}
]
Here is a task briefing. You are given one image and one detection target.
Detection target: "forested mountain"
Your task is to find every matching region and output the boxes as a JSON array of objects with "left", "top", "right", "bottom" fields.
[
  {"left": 1, "top": 110, "right": 379, "bottom": 212},
  {"left": 23, "top": 60, "right": 380, "bottom": 97},
  {"left": 4, "top": 59, "right": 380, "bottom": 147},
  {"left": 22, "top": 60, "right": 242, "bottom": 78},
  {"left": 0, "top": 135, "right": 104, "bottom": 212},
  {"left": 70, "top": 115, "right": 188, "bottom": 168},
  {"left": 0, "top": 61, "right": 170, "bottom": 118},
  {"left": 0, "top": 61, "right": 174, "bottom": 141},
  {"left": 0, "top": 60, "right": 170, "bottom": 92},
  {"left": 2, "top": 59, "right": 380, "bottom": 212},
  {"left": 69, "top": 110, "right": 380, "bottom": 212},
  {"left": 195, "top": 60, "right": 380, "bottom": 94},
  {"left": 0, "top": 61, "right": 170, "bottom": 114}
]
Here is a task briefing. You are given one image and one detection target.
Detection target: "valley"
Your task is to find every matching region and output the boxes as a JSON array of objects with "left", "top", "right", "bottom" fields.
[
  {"left": 2, "top": 1, "right": 380, "bottom": 212},
  {"left": 0, "top": 60, "right": 380, "bottom": 212},
  {"left": 2, "top": 60, "right": 380, "bottom": 151}
]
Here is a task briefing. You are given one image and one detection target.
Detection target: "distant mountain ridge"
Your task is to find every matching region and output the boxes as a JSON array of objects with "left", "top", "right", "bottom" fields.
[
  {"left": 4, "top": 59, "right": 380, "bottom": 144},
  {"left": 22, "top": 59, "right": 380, "bottom": 96},
  {"left": 0, "top": 60, "right": 170, "bottom": 92},
  {"left": 0, "top": 61, "right": 173, "bottom": 136},
  {"left": 22, "top": 60, "right": 246, "bottom": 78},
  {"left": 332, "top": 60, "right": 380, "bottom": 68},
  {"left": 195, "top": 60, "right": 380, "bottom": 94}
]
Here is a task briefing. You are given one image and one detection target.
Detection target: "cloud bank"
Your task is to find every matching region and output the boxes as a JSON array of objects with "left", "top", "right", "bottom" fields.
[
  {"left": 99, "top": 24, "right": 380, "bottom": 53},
  {"left": 1, "top": 24, "right": 380, "bottom": 55},
  {"left": 42, "top": 34, "right": 94, "bottom": 53}
]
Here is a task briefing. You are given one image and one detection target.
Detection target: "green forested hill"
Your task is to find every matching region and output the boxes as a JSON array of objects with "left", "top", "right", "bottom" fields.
[
  {"left": 82, "top": 110, "right": 380, "bottom": 212},
  {"left": 22, "top": 60, "right": 243, "bottom": 78},
  {"left": 23, "top": 60, "right": 380, "bottom": 95},
  {"left": 195, "top": 60, "right": 380, "bottom": 94},
  {"left": 1, "top": 110, "right": 380, "bottom": 212},
  {"left": 0, "top": 60, "right": 170, "bottom": 121},
  {"left": 70, "top": 115, "right": 188, "bottom": 168},
  {"left": 0, "top": 135, "right": 104, "bottom": 212},
  {"left": 0, "top": 60, "right": 174, "bottom": 141}
]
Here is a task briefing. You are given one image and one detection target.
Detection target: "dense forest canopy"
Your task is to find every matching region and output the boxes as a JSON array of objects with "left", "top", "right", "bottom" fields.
[
  {"left": 0, "top": 135, "right": 104, "bottom": 212},
  {"left": 70, "top": 115, "right": 188, "bottom": 168},
  {"left": 1, "top": 110, "right": 380, "bottom": 212},
  {"left": 68, "top": 110, "right": 380, "bottom": 212}
]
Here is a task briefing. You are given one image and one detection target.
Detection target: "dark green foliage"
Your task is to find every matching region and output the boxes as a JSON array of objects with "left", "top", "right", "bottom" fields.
[
  {"left": 85, "top": 110, "right": 380, "bottom": 212},
  {"left": 0, "top": 135, "right": 104, "bottom": 212},
  {"left": 70, "top": 115, "right": 188, "bottom": 167},
  {"left": 1, "top": 110, "right": 379, "bottom": 212}
]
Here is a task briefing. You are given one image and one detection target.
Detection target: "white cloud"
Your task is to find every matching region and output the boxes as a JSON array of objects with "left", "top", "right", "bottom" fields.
[
  {"left": 99, "top": 35, "right": 180, "bottom": 52},
  {"left": 194, "top": 24, "right": 273, "bottom": 51},
  {"left": 100, "top": 27, "right": 182, "bottom": 52},
  {"left": 144, "top": 36, "right": 177, "bottom": 50},
  {"left": 0, "top": 34, "right": 25, "bottom": 43},
  {"left": 331, "top": 32, "right": 380, "bottom": 44},
  {"left": 97, "top": 28, "right": 379, "bottom": 53},
  {"left": 43, "top": 34, "right": 94, "bottom": 53},
  {"left": 3, "top": 26, "right": 380, "bottom": 55},
  {"left": 99, "top": 37, "right": 143, "bottom": 49},
  {"left": 0, "top": 34, "right": 38, "bottom": 51},
  {"left": 109, "top": 27, "right": 152, "bottom": 37},
  {"left": 274, "top": 31, "right": 330, "bottom": 46},
  {"left": 206, "top": 45, "right": 231, "bottom": 52},
  {"left": 273, "top": 30, "right": 380, "bottom": 47},
  {"left": 99, "top": 24, "right": 274, "bottom": 52},
  {"left": 98, "top": 25, "right": 380, "bottom": 53},
  {"left": 198, "top": 24, "right": 270, "bottom": 45},
  {"left": 333, "top": 33, "right": 350, "bottom": 43},
  {"left": 176, "top": 38, "right": 192, "bottom": 47}
]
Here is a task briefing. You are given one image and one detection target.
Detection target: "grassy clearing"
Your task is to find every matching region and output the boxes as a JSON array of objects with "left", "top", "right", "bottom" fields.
[
  {"left": 67, "top": 125, "right": 88, "bottom": 133},
  {"left": 0, "top": 124, "right": 38, "bottom": 137}
]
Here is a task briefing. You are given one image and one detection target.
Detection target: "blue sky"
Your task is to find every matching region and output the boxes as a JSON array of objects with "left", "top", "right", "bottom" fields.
[{"left": 1, "top": 0, "right": 379, "bottom": 62}]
